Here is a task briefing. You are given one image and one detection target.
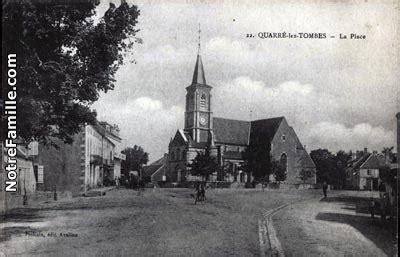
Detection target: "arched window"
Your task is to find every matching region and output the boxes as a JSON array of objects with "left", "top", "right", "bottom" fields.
[
  {"left": 182, "top": 150, "right": 186, "bottom": 160},
  {"left": 280, "top": 153, "right": 287, "bottom": 173},
  {"left": 171, "top": 151, "right": 175, "bottom": 160}
]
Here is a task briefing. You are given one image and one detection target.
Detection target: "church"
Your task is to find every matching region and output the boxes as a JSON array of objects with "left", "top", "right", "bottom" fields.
[{"left": 166, "top": 47, "right": 316, "bottom": 185}]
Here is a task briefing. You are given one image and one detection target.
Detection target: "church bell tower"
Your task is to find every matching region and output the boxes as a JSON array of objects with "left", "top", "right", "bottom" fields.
[{"left": 184, "top": 25, "right": 213, "bottom": 143}]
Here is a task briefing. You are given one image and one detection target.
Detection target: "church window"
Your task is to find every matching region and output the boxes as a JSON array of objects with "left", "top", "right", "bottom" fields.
[
  {"left": 282, "top": 135, "right": 286, "bottom": 141},
  {"left": 171, "top": 151, "right": 175, "bottom": 160},
  {"left": 182, "top": 150, "right": 186, "bottom": 160},
  {"left": 200, "top": 93, "right": 206, "bottom": 109},
  {"left": 280, "top": 153, "right": 287, "bottom": 173}
]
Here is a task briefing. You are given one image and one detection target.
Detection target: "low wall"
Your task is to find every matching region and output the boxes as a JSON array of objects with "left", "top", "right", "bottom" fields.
[
  {"left": 4, "top": 191, "right": 72, "bottom": 211},
  {"left": 255, "top": 182, "right": 316, "bottom": 190}
]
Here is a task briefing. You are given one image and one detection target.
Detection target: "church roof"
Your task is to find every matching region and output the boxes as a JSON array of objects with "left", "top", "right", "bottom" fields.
[
  {"left": 249, "top": 117, "right": 284, "bottom": 145},
  {"left": 224, "top": 151, "right": 244, "bottom": 160},
  {"left": 192, "top": 54, "right": 206, "bottom": 85},
  {"left": 213, "top": 117, "right": 250, "bottom": 145},
  {"left": 212, "top": 116, "right": 286, "bottom": 146}
]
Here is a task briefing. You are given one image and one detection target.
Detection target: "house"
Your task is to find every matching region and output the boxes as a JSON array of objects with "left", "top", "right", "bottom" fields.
[
  {"left": 100, "top": 122, "right": 126, "bottom": 181},
  {"left": 346, "top": 149, "right": 386, "bottom": 190},
  {"left": 30, "top": 121, "right": 125, "bottom": 196},
  {"left": 142, "top": 154, "right": 168, "bottom": 183},
  {"left": 167, "top": 47, "right": 316, "bottom": 185}
]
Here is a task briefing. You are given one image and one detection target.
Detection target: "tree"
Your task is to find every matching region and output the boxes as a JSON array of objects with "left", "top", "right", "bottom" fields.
[
  {"left": 382, "top": 146, "right": 395, "bottom": 163},
  {"left": 188, "top": 147, "right": 218, "bottom": 181},
  {"left": 272, "top": 159, "right": 286, "bottom": 183},
  {"left": 242, "top": 143, "right": 272, "bottom": 182},
  {"left": 216, "top": 162, "right": 230, "bottom": 181},
  {"left": 310, "top": 149, "right": 335, "bottom": 183},
  {"left": 2, "top": 1, "right": 141, "bottom": 146},
  {"left": 310, "top": 149, "right": 352, "bottom": 188},
  {"left": 331, "top": 150, "right": 351, "bottom": 189},
  {"left": 121, "top": 145, "right": 149, "bottom": 177},
  {"left": 298, "top": 169, "right": 314, "bottom": 184}
]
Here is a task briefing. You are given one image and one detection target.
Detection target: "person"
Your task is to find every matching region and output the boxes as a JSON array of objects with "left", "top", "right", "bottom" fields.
[
  {"left": 378, "top": 182, "right": 386, "bottom": 198},
  {"left": 369, "top": 197, "right": 375, "bottom": 218},
  {"left": 380, "top": 193, "right": 387, "bottom": 220},
  {"left": 200, "top": 182, "right": 206, "bottom": 201},
  {"left": 115, "top": 176, "right": 120, "bottom": 188},
  {"left": 322, "top": 181, "right": 328, "bottom": 198}
]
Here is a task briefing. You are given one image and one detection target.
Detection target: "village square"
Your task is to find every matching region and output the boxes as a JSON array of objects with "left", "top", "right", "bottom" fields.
[{"left": 1, "top": 1, "right": 399, "bottom": 256}]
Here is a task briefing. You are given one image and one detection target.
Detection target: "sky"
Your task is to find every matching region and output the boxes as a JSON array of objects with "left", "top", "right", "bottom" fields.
[{"left": 92, "top": 0, "right": 399, "bottom": 162}]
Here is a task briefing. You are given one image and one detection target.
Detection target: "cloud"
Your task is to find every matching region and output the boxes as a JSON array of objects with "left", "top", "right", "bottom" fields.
[
  {"left": 213, "top": 76, "right": 335, "bottom": 124},
  {"left": 93, "top": 96, "right": 184, "bottom": 160},
  {"left": 212, "top": 76, "right": 396, "bottom": 152},
  {"left": 91, "top": 2, "right": 399, "bottom": 161},
  {"left": 130, "top": 97, "right": 163, "bottom": 111},
  {"left": 308, "top": 122, "right": 395, "bottom": 152}
]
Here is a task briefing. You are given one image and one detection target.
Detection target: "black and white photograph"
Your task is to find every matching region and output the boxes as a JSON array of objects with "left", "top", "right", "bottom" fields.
[{"left": 1, "top": 0, "right": 399, "bottom": 256}]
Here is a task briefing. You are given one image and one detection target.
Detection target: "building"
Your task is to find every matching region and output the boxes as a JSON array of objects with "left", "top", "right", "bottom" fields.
[
  {"left": 31, "top": 121, "right": 124, "bottom": 195},
  {"left": 167, "top": 49, "right": 316, "bottom": 185},
  {"left": 346, "top": 149, "right": 386, "bottom": 190},
  {"left": 142, "top": 154, "right": 168, "bottom": 183},
  {"left": 2, "top": 144, "right": 37, "bottom": 195},
  {"left": 100, "top": 122, "right": 126, "bottom": 181}
]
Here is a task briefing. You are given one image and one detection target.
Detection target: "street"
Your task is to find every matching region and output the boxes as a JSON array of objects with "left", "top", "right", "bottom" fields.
[
  {"left": 273, "top": 191, "right": 397, "bottom": 256},
  {"left": 0, "top": 188, "right": 396, "bottom": 256}
]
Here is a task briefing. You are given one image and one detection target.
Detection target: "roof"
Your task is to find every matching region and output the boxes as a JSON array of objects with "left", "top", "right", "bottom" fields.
[
  {"left": 298, "top": 149, "right": 316, "bottom": 168},
  {"left": 347, "top": 153, "right": 371, "bottom": 170},
  {"left": 223, "top": 151, "right": 243, "bottom": 160},
  {"left": 142, "top": 164, "right": 163, "bottom": 178},
  {"left": 360, "top": 154, "right": 386, "bottom": 169},
  {"left": 92, "top": 122, "right": 115, "bottom": 145},
  {"left": 150, "top": 156, "right": 165, "bottom": 166},
  {"left": 178, "top": 129, "right": 188, "bottom": 142},
  {"left": 142, "top": 155, "right": 167, "bottom": 177},
  {"left": 189, "top": 142, "right": 209, "bottom": 148},
  {"left": 192, "top": 54, "right": 206, "bottom": 85},
  {"left": 249, "top": 117, "right": 284, "bottom": 145},
  {"left": 290, "top": 127, "right": 305, "bottom": 150},
  {"left": 213, "top": 117, "right": 250, "bottom": 145},
  {"left": 212, "top": 116, "right": 287, "bottom": 146}
]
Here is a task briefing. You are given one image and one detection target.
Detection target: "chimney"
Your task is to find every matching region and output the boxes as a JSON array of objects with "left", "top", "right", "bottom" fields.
[{"left": 364, "top": 148, "right": 368, "bottom": 154}]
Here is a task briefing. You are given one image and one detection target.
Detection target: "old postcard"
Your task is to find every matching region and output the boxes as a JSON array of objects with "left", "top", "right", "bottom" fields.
[{"left": 1, "top": 0, "right": 399, "bottom": 256}]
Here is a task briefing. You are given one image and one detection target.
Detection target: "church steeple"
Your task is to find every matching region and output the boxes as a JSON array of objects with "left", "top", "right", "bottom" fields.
[
  {"left": 192, "top": 24, "right": 206, "bottom": 85},
  {"left": 192, "top": 55, "right": 206, "bottom": 85},
  {"left": 184, "top": 24, "right": 213, "bottom": 143}
]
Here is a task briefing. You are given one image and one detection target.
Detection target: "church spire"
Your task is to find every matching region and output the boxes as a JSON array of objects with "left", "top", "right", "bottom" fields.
[
  {"left": 192, "top": 24, "right": 206, "bottom": 85},
  {"left": 197, "top": 23, "right": 201, "bottom": 55}
]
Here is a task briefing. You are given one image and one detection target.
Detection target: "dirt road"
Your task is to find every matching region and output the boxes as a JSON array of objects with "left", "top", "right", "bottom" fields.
[
  {"left": 0, "top": 188, "right": 316, "bottom": 257},
  {"left": 273, "top": 191, "right": 397, "bottom": 257}
]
